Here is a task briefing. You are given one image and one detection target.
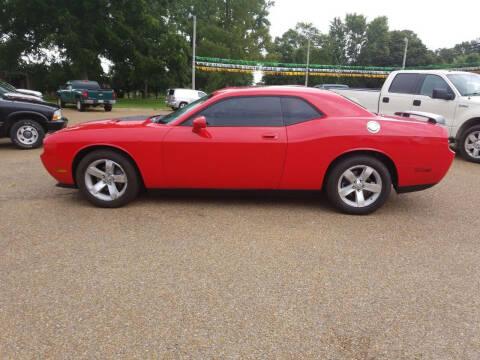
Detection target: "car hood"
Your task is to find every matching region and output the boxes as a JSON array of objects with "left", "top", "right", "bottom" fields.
[{"left": 4, "top": 92, "right": 53, "bottom": 106}]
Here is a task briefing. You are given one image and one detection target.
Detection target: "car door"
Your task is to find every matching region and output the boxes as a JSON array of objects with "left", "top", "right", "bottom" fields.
[
  {"left": 380, "top": 73, "right": 423, "bottom": 115},
  {"left": 412, "top": 74, "right": 456, "bottom": 128},
  {"left": 162, "top": 96, "right": 287, "bottom": 189}
]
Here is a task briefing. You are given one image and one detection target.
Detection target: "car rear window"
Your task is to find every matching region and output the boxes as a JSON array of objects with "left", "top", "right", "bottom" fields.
[
  {"left": 168, "top": 89, "right": 175, "bottom": 96},
  {"left": 72, "top": 81, "right": 100, "bottom": 90},
  {"left": 281, "top": 97, "right": 323, "bottom": 125},
  {"left": 389, "top": 73, "right": 424, "bottom": 94}
]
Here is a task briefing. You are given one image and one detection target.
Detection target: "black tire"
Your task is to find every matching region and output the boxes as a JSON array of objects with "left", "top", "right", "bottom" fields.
[
  {"left": 76, "top": 99, "right": 85, "bottom": 112},
  {"left": 104, "top": 104, "right": 112, "bottom": 112},
  {"left": 178, "top": 102, "right": 187, "bottom": 109},
  {"left": 9, "top": 120, "right": 45, "bottom": 149},
  {"left": 458, "top": 125, "right": 480, "bottom": 163},
  {"left": 76, "top": 150, "right": 140, "bottom": 208},
  {"left": 57, "top": 97, "right": 65, "bottom": 108},
  {"left": 325, "top": 155, "right": 391, "bottom": 215}
]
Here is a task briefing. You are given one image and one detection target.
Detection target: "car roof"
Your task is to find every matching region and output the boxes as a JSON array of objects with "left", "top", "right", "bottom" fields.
[
  {"left": 390, "top": 69, "right": 473, "bottom": 76},
  {"left": 213, "top": 85, "right": 332, "bottom": 97}
]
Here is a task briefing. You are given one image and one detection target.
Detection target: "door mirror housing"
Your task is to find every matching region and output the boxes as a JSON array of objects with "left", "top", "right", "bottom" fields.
[
  {"left": 432, "top": 88, "right": 454, "bottom": 100},
  {"left": 192, "top": 116, "right": 207, "bottom": 133}
]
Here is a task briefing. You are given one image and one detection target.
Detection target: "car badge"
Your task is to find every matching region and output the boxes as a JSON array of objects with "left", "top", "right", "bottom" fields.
[{"left": 367, "top": 121, "right": 380, "bottom": 134}]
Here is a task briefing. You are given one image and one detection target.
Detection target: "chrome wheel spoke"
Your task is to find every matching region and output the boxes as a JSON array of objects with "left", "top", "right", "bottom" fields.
[
  {"left": 473, "top": 149, "right": 480, "bottom": 157},
  {"left": 356, "top": 190, "right": 366, "bottom": 207},
  {"left": 105, "top": 160, "right": 114, "bottom": 174},
  {"left": 467, "top": 134, "right": 477, "bottom": 142},
  {"left": 339, "top": 184, "right": 355, "bottom": 197},
  {"left": 343, "top": 169, "right": 357, "bottom": 183},
  {"left": 107, "top": 184, "right": 120, "bottom": 200},
  {"left": 360, "top": 166, "right": 374, "bottom": 181},
  {"left": 363, "top": 182, "right": 382, "bottom": 193},
  {"left": 113, "top": 174, "right": 127, "bottom": 183},
  {"left": 87, "top": 166, "right": 105, "bottom": 179},
  {"left": 91, "top": 181, "right": 106, "bottom": 194},
  {"left": 466, "top": 143, "right": 475, "bottom": 150}
]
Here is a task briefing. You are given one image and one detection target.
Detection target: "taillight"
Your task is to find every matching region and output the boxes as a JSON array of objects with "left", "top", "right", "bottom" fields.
[
  {"left": 82, "top": 91, "right": 88, "bottom": 99},
  {"left": 113, "top": 91, "right": 116, "bottom": 100}
]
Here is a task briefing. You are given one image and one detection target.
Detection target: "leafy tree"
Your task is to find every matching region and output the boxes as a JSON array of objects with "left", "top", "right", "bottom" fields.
[{"left": 358, "top": 16, "right": 390, "bottom": 66}]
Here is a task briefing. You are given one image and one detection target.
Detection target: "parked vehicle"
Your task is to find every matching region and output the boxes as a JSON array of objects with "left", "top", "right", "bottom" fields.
[
  {"left": 0, "top": 80, "right": 43, "bottom": 100},
  {"left": 57, "top": 80, "right": 116, "bottom": 112},
  {"left": 166, "top": 88, "right": 207, "bottom": 110},
  {"left": 314, "top": 84, "right": 350, "bottom": 90},
  {"left": 0, "top": 92, "right": 67, "bottom": 149},
  {"left": 41, "top": 86, "right": 454, "bottom": 214},
  {"left": 332, "top": 70, "right": 480, "bottom": 162}
]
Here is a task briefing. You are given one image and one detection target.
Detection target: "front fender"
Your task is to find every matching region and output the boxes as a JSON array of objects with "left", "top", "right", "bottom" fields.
[{"left": 5, "top": 111, "right": 49, "bottom": 132}]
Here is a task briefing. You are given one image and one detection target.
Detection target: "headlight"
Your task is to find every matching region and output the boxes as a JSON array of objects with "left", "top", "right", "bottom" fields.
[{"left": 52, "top": 109, "right": 62, "bottom": 121}]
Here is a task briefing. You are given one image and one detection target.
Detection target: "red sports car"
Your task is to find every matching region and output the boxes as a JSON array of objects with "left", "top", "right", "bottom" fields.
[{"left": 41, "top": 86, "right": 454, "bottom": 214}]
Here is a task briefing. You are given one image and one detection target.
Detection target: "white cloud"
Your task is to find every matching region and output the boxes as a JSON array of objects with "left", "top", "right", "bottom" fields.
[{"left": 268, "top": 0, "right": 479, "bottom": 50}]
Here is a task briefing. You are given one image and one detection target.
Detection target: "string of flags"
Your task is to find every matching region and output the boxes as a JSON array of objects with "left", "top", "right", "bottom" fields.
[{"left": 195, "top": 56, "right": 480, "bottom": 77}]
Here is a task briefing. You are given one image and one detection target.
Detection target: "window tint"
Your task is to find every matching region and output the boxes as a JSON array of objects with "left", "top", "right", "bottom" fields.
[
  {"left": 71, "top": 81, "right": 100, "bottom": 90},
  {"left": 420, "top": 75, "right": 452, "bottom": 97},
  {"left": 282, "top": 97, "right": 322, "bottom": 125},
  {"left": 168, "top": 89, "right": 175, "bottom": 96},
  {"left": 389, "top": 73, "right": 423, "bottom": 94},
  {"left": 188, "top": 96, "right": 283, "bottom": 127}
]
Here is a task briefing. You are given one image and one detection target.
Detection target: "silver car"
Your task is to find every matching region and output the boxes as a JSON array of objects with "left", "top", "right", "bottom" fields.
[{"left": 166, "top": 88, "right": 207, "bottom": 110}]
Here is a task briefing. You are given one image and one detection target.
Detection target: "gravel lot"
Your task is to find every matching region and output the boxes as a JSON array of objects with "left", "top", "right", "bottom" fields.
[{"left": 1, "top": 107, "right": 479, "bottom": 359}]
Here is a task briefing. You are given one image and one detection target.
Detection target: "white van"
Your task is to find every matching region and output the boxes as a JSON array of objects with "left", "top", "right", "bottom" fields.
[{"left": 166, "top": 88, "right": 207, "bottom": 110}]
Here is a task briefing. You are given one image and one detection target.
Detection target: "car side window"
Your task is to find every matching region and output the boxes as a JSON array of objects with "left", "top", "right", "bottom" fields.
[
  {"left": 185, "top": 96, "right": 283, "bottom": 127},
  {"left": 420, "top": 75, "right": 453, "bottom": 97},
  {"left": 281, "top": 97, "right": 323, "bottom": 126},
  {"left": 389, "top": 73, "right": 424, "bottom": 94}
]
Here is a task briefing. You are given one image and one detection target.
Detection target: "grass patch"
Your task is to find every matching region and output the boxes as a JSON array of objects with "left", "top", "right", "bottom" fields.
[{"left": 115, "top": 98, "right": 170, "bottom": 110}]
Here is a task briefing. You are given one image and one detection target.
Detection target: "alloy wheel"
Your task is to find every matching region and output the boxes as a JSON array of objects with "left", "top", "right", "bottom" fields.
[
  {"left": 337, "top": 165, "right": 382, "bottom": 208},
  {"left": 84, "top": 159, "right": 128, "bottom": 201}
]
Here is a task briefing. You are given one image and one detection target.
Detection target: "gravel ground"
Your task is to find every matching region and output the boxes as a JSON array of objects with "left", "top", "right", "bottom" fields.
[{"left": 1, "top": 107, "right": 479, "bottom": 359}]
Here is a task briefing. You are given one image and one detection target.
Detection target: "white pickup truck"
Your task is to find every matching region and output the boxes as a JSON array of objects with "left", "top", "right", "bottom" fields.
[{"left": 333, "top": 70, "right": 480, "bottom": 162}]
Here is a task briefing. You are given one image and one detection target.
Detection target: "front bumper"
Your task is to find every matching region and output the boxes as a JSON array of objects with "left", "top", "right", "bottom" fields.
[
  {"left": 46, "top": 117, "right": 68, "bottom": 132},
  {"left": 83, "top": 100, "right": 116, "bottom": 105}
]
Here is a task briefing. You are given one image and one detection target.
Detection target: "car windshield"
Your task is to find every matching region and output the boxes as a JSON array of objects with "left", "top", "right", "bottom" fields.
[
  {"left": 447, "top": 73, "right": 480, "bottom": 96},
  {"left": 151, "top": 94, "right": 212, "bottom": 124},
  {"left": 0, "top": 80, "right": 17, "bottom": 92}
]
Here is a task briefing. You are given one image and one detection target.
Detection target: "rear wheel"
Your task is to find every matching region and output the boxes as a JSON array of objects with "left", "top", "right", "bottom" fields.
[
  {"left": 10, "top": 120, "right": 45, "bottom": 149},
  {"left": 76, "top": 99, "right": 85, "bottom": 112},
  {"left": 326, "top": 155, "right": 391, "bottom": 215},
  {"left": 57, "top": 97, "right": 65, "bottom": 108},
  {"left": 178, "top": 102, "right": 187, "bottom": 109},
  {"left": 459, "top": 125, "right": 480, "bottom": 163},
  {"left": 76, "top": 150, "right": 140, "bottom": 207},
  {"left": 104, "top": 104, "right": 112, "bottom": 112}
]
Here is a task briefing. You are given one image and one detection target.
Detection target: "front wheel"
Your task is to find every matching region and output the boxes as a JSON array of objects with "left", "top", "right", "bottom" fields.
[
  {"left": 76, "top": 150, "right": 140, "bottom": 208},
  {"left": 10, "top": 120, "right": 45, "bottom": 149},
  {"left": 458, "top": 125, "right": 480, "bottom": 163},
  {"left": 325, "top": 155, "right": 391, "bottom": 215}
]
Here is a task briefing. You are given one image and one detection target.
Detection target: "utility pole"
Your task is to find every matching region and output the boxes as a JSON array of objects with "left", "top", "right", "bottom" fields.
[
  {"left": 402, "top": 37, "right": 409, "bottom": 69},
  {"left": 192, "top": 15, "right": 197, "bottom": 90},
  {"left": 305, "top": 36, "right": 311, "bottom": 86}
]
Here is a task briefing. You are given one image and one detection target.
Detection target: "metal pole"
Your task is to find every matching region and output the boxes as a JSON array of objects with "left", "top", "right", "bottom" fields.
[
  {"left": 192, "top": 15, "right": 196, "bottom": 90},
  {"left": 402, "top": 37, "right": 408, "bottom": 69},
  {"left": 305, "top": 37, "right": 311, "bottom": 86}
]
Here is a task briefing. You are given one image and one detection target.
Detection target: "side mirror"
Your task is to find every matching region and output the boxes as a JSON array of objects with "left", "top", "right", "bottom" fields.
[
  {"left": 432, "top": 88, "right": 454, "bottom": 100},
  {"left": 192, "top": 116, "right": 207, "bottom": 133}
]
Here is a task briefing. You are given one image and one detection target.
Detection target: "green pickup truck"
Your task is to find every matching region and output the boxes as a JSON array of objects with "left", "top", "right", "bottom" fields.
[{"left": 56, "top": 80, "right": 116, "bottom": 112}]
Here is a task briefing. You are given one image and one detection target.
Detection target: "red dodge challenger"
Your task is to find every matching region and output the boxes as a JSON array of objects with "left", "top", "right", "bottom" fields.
[{"left": 41, "top": 86, "right": 455, "bottom": 214}]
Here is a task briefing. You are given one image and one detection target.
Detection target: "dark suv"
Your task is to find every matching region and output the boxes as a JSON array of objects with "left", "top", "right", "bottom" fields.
[{"left": 0, "top": 90, "right": 68, "bottom": 149}]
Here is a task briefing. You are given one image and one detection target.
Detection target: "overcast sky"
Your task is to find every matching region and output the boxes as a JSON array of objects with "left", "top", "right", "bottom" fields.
[{"left": 268, "top": 0, "right": 479, "bottom": 50}]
